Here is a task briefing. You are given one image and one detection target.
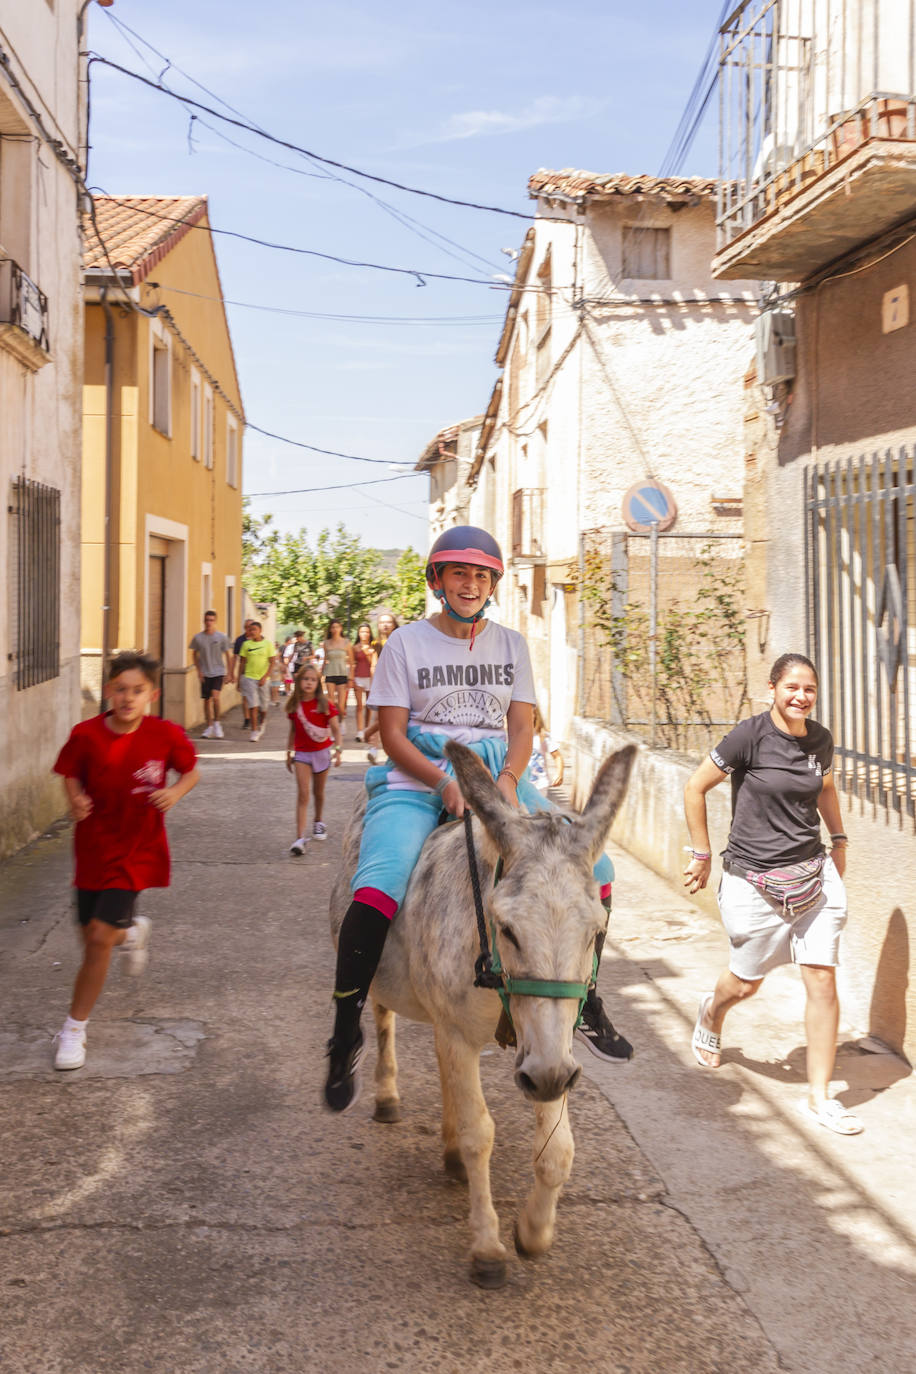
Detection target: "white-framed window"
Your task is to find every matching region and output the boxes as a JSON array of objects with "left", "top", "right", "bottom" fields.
[
  {"left": 201, "top": 563, "right": 212, "bottom": 621},
  {"left": 226, "top": 414, "right": 239, "bottom": 488},
  {"left": 203, "top": 383, "right": 214, "bottom": 468},
  {"left": 622, "top": 225, "right": 671, "bottom": 280},
  {"left": 190, "top": 368, "right": 201, "bottom": 460},
  {"left": 149, "top": 317, "right": 172, "bottom": 436}
]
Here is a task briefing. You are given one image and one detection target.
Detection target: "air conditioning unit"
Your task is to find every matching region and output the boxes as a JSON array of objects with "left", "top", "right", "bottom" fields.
[{"left": 755, "top": 309, "right": 796, "bottom": 385}]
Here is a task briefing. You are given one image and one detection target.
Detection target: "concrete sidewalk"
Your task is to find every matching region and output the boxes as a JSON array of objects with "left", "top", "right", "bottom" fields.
[
  {"left": 0, "top": 702, "right": 913, "bottom": 1373},
  {"left": 592, "top": 837, "right": 916, "bottom": 1373}
]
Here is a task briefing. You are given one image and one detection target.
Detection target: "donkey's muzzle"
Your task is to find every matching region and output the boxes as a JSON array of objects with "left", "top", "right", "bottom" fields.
[{"left": 514, "top": 1058, "right": 581, "bottom": 1102}]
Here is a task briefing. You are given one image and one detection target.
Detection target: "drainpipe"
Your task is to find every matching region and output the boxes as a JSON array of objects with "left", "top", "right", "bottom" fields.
[{"left": 100, "top": 285, "right": 114, "bottom": 682}]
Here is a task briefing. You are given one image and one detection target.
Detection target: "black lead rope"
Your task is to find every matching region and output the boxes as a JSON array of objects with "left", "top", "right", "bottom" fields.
[{"left": 463, "top": 809, "right": 502, "bottom": 990}]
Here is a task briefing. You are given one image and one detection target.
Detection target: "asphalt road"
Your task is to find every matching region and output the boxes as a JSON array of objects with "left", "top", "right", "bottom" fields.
[{"left": 1, "top": 704, "right": 912, "bottom": 1373}]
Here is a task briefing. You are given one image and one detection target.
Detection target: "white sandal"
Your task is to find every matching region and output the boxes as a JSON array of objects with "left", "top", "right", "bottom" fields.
[
  {"left": 692, "top": 995, "right": 721, "bottom": 1067},
  {"left": 799, "top": 1097, "right": 864, "bottom": 1136}
]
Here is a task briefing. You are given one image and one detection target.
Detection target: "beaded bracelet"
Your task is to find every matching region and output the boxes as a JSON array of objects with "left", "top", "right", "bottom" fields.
[{"left": 498, "top": 766, "right": 519, "bottom": 787}]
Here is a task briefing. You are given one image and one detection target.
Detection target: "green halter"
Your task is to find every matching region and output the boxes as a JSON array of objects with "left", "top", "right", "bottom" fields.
[{"left": 485, "top": 856, "right": 597, "bottom": 1031}]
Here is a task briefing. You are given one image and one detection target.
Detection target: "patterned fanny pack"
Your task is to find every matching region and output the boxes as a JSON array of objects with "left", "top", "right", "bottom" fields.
[{"left": 726, "top": 853, "right": 826, "bottom": 917}]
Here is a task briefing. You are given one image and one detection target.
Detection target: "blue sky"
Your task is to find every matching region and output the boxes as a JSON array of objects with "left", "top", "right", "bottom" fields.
[{"left": 86, "top": 0, "right": 724, "bottom": 551}]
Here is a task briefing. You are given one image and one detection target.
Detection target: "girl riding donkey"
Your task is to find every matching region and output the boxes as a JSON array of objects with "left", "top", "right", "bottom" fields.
[{"left": 324, "top": 526, "right": 633, "bottom": 1112}]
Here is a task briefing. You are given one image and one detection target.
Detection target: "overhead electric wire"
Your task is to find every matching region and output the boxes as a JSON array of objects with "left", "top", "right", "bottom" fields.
[
  {"left": 87, "top": 191, "right": 546, "bottom": 291},
  {"left": 103, "top": 12, "right": 504, "bottom": 278},
  {"left": 86, "top": 52, "right": 534, "bottom": 221},
  {"left": 146, "top": 281, "right": 502, "bottom": 326},
  {"left": 245, "top": 472, "right": 422, "bottom": 498}
]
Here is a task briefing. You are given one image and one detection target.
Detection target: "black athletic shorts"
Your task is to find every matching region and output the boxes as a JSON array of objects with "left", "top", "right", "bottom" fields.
[
  {"left": 76, "top": 889, "right": 138, "bottom": 929},
  {"left": 201, "top": 675, "right": 224, "bottom": 700},
  {"left": 325, "top": 674, "right": 349, "bottom": 685}
]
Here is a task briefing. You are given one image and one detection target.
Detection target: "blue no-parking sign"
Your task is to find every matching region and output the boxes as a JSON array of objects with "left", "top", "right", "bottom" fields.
[{"left": 621, "top": 480, "right": 677, "bottom": 533}]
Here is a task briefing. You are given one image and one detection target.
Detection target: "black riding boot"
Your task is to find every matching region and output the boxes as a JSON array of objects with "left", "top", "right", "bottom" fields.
[
  {"left": 324, "top": 900, "right": 392, "bottom": 1112},
  {"left": 575, "top": 923, "right": 634, "bottom": 1063}
]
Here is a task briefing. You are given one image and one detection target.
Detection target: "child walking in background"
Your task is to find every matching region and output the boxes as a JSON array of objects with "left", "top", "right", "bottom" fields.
[
  {"left": 286, "top": 664, "right": 343, "bottom": 854},
  {"left": 352, "top": 622, "right": 377, "bottom": 742},
  {"left": 528, "top": 705, "right": 565, "bottom": 793},
  {"left": 51, "top": 651, "right": 199, "bottom": 1071}
]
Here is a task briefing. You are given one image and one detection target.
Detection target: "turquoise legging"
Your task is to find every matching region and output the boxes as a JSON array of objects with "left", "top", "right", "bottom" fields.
[{"left": 351, "top": 730, "right": 614, "bottom": 910}]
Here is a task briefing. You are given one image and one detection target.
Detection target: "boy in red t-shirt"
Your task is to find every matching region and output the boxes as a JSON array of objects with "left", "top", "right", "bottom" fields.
[
  {"left": 51, "top": 651, "right": 199, "bottom": 1070},
  {"left": 285, "top": 664, "right": 342, "bottom": 853}
]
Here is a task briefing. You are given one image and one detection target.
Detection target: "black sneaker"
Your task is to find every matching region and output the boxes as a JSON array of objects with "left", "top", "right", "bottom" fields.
[
  {"left": 575, "top": 999, "right": 633, "bottom": 1064},
  {"left": 323, "top": 1030, "right": 363, "bottom": 1112}
]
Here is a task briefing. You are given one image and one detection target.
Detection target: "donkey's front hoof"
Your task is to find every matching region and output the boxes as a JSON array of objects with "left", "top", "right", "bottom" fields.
[
  {"left": 372, "top": 1098, "right": 402, "bottom": 1124},
  {"left": 514, "top": 1216, "right": 552, "bottom": 1260},
  {"left": 470, "top": 1256, "right": 507, "bottom": 1289},
  {"left": 443, "top": 1149, "right": 468, "bottom": 1183}
]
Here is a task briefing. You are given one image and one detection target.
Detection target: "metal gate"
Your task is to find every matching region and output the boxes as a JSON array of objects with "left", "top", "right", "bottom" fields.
[
  {"left": 8, "top": 477, "right": 60, "bottom": 690},
  {"left": 805, "top": 449, "right": 915, "bottom": 823}
]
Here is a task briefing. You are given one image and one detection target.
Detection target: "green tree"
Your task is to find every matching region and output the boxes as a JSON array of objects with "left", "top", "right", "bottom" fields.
[
  {"left": 388, "top": 546, "right": 427, "bottom": 624},
  {"left": 241, "top": 497, "right": 277, "bottom": 570},
  {"left": 246, "top": 523, "right": 395, "bottom": 641}
]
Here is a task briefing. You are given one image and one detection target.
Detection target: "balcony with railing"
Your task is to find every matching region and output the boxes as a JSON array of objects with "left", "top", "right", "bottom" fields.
[
  {"left": 714, "top": 0, "right": 916, "bottom": 281},
  {"left": 0, "top": 256, "right": 50, "bottom": 369},
  {"left": 511, "top": 488, "right": 546, "bottom": 563}
]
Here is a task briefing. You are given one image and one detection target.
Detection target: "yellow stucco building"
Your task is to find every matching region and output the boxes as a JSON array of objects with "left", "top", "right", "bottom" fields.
[{"left": 81, "top": 196, "right": 244, "bottom": 725}]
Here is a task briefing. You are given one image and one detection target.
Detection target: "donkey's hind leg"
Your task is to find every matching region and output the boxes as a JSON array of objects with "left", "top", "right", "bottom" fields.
[
  {"left": 371, "top": 1000, "right": 401, "bottom": 1124},
  {"left": 435, "top": 1033, "right": 467, "bottom": 1183},
  {"left": 515, "top": 1096, "right": 574, "bottom": 1259}
]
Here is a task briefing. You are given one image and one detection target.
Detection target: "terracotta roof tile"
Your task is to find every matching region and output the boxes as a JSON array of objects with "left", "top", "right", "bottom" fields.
[
  {"left": 528, "top": 169, "right": 718, "bottom": 203},
  {"left": 83, "top": 196, "right": 208, "bottom": 283}
]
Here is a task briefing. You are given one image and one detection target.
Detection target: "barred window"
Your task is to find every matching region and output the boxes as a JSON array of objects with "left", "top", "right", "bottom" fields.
[{"left": 8, "top": 477, "right": 60, "bottom": 689}]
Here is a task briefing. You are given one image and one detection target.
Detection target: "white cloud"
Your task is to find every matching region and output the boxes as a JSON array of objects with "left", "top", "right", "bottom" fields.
[{"left": 429, "top": 94, "right": 605, "bottom": 143}]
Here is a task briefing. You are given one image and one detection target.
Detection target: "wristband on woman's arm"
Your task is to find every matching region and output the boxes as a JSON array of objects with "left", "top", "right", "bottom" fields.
[
  {"left": 684, "top": 846, "right": 712, "bottom": 861},
  {"left": 434, "top": 773, "right": 451, "bottom": 796}
]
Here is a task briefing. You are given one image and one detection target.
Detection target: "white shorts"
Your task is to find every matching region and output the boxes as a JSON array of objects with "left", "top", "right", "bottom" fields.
[
  {"left": 717, "top": 856, "right": 847, "bottom": 981},
  {"left": 354, "top": 676, "right": 371, "bottom": 691},
  {"left": 240, "top": 677, "right": 270, "bottom": 709}
]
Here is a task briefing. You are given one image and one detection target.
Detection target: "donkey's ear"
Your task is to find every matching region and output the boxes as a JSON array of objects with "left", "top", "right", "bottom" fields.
[
  {"left": 445, "top": 741, "right": 516, "bottom": 856},
  {"left": 574, "top": 745, "right": 638, "bottom": 864}
]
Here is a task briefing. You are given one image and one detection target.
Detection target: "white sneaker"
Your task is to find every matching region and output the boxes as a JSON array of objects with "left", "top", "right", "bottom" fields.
[
  {"left": 119, "top": 915, "right": 151, "bottom": 976},
  {"left": 53, "top": 1023, "right": 87, "bottom": 1070},
  {"left": 313, "top": 821, "right": 328, "bottom": 841},
  {"left": 367, "top": 748, "right": 379, "bottom": 765},
  {"left": 213, "top": 722, "right": 224, "bottom": 739},
  {"left": 256, "top": 726, "right": 266, "bottom": 741},
  {"left": 202, "top": 724, "right": 215, "bottom": 739},
  {"left": 354, "top": 732, "right": 364, "bottom": 743},
  {"left": 289, "top": 836, "right": 309, "bottom": 856},
  {"left": 250, "top": 730, "right": 259, "bottom": 742}
]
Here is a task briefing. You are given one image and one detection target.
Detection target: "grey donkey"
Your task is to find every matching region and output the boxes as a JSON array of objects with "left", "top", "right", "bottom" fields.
[{"left": 329, "top": 739, "right": 637, "bottom": 1288}]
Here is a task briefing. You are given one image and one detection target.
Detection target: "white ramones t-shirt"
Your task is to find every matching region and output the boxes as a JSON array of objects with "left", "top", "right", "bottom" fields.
[{"left": 368, "top": 617, "right": 536, "bottom": 790}]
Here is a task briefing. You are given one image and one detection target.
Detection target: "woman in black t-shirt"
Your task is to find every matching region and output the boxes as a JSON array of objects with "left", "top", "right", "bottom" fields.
[{"left": 683, "top": 653, "right": 862, "bottom": 1136}]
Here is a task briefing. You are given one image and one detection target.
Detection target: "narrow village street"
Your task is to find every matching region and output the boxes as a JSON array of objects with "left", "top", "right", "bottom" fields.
[{"left": 1, "top": 711, "right": 914, "bottom": 1374}]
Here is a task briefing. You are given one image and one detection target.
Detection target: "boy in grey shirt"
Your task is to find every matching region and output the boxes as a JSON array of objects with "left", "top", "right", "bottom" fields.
[{"left": 189, "top": 612, "right": 232, "bottom": 738}]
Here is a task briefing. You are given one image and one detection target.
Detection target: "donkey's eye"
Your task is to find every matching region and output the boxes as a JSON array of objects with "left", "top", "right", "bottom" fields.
[{"left": 501, "top": 925, "right": 521, "bottom": 951}]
